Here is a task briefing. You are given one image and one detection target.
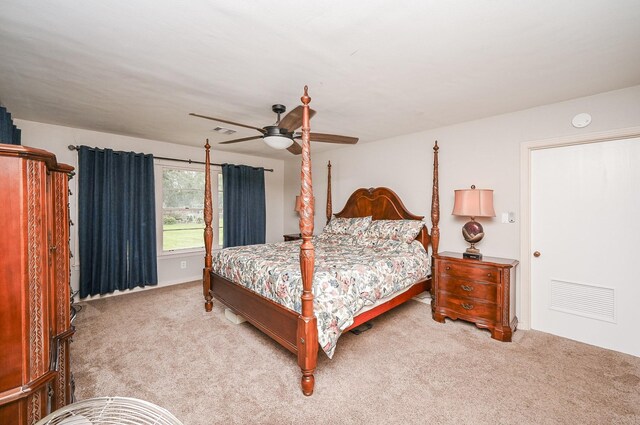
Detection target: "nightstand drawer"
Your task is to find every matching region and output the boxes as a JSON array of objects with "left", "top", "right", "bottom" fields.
[
  {"left": 438, "top": 276, "right": 497, "bottom": 303},
  {"left": 438, "top": 296, "right": 497, "bottom": 321},
  {"left": 439, "top": 261, "right": 499, "bottom": 284}
]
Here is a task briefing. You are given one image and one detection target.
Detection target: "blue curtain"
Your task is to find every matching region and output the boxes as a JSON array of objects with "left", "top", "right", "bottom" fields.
[
  {"left": 222, "top": 164, "right": 266, "bottom": 248},
  {"left": 78, "top": 146, "right": 158, "bottom": 297},
  {"left": 0, "top": 106, "right": 21, "bottom": 145}
]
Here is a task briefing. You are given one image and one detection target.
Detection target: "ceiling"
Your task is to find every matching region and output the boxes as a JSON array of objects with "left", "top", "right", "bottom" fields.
[{"left": 1, "top": 1, "right": 639, "bottom": 159}]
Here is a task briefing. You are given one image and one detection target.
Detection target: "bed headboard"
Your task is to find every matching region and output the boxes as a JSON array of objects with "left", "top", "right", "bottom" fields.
[
  {"left": 333, "top": 187, "right": 431, "bottom": 252},
  {"left": 325, "top": 143, "right": 440, "bottom": 254}
]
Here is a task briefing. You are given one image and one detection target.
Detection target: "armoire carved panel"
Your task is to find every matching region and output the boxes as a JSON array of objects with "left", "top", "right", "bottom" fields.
[{"left": 0, "top": 144, "right": 74, "bottom": 424}]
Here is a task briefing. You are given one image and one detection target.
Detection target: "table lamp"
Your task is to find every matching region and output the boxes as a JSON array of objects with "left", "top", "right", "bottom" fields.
[{"left": 452, "top": 185, "right": 495, "bottom": 260}]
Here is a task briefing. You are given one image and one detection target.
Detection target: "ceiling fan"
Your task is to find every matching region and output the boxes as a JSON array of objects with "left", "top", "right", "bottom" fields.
[{"left": 189, "top": 104, "right": 358, "bottom": 155}]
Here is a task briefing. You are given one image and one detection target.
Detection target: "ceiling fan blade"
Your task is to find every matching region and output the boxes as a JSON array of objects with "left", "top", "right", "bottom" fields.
[
  {"left": 307, "top": 132, "right": 359, "bottom": 144},
  {"left": 278, "top": 106, "right": 317, "bottom": 132},
  {"left": 219, "top": 135, "right": 263, "bottom": 145},
  {"left": 189, "top": 113, "right": 265, "bottom": 133},
  {"left": 286, "top": 140, "right": 303, "bottom": 155}
]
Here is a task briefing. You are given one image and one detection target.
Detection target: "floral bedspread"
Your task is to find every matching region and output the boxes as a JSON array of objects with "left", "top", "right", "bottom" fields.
[{"left": 210, "top": 234, "right": 430, "bottom": 358}]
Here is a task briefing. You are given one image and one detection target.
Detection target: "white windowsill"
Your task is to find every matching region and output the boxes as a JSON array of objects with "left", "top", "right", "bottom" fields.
[{"left": 157, "top": 247, "right": 222, "bottom": 258}]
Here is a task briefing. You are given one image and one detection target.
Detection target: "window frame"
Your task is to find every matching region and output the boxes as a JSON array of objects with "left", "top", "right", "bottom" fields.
[{"left": 155, "top": 160, "right": 222, "bottom": 257}]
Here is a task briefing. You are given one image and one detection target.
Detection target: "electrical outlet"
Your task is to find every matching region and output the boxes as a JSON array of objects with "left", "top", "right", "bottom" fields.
[{"left": 180, "top": 261, "right": 187, "bottom": 269}]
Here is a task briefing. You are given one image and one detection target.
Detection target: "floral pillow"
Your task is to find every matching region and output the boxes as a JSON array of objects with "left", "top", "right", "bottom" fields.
[
  {"left": 363, "top": 219, "right": 424, "bottom": 243},
  {"left": 323, "top": 216, "right": 372, "bottom": 236},
  {"left": 362, "top": 237, "right": 424, "bottom": 253},
  {"left": 314, "top": 233, "right": 361, "bottom": 246}
]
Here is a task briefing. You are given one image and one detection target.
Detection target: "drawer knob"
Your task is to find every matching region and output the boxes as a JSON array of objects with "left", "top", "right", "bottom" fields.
[
  {"left": 461, "top": 303, "right": 474, "bottom": 310},
  {"left": 487, "top": 273, "right": 491, "bottom": 277},
  {"left": 445, "top": 266, "right": 450, "bottom": 270},
  {"left": 461, "top": 285, "right": 473, "bottom": 292}
]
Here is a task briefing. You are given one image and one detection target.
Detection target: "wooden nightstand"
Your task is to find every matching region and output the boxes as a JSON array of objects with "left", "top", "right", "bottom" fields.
[
  {"left": 283, "top": 233, "right": 302, "bottom": 241},
  {"left": 431, "top": 251, "right": 518, "bottom": 342}
]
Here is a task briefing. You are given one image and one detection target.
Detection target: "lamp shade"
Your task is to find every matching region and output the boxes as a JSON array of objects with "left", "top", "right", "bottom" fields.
[{"left": 452, "top": 188, "right": 495, "bottom": 218}]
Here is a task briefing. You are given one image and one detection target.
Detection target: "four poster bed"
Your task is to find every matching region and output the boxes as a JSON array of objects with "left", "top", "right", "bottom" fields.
[{"left": 202, "top": 86, "right": 440, "bottom": 396}]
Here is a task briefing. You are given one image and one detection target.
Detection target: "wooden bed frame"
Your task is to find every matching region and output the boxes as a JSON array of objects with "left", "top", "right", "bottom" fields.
[{"left": 202, "top": 87, "right": 440, "bottom": 396}]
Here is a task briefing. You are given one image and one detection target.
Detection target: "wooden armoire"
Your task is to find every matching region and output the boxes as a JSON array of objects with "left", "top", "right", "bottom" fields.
[{"left": 0, "top": 144, "right": 74, "bottom": 424}]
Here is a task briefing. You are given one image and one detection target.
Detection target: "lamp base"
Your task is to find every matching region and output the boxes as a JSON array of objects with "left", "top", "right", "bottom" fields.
[
  {"left": 462, "top": 223, "right": 484, "bottom": 260},
  {"left": 463, "top": 251, "right": 483, "bottom": 260}
]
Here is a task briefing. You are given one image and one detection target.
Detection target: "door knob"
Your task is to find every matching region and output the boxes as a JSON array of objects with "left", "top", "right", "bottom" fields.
[{"left": 533, "top": 251, "right": 541, "bottom": 257}]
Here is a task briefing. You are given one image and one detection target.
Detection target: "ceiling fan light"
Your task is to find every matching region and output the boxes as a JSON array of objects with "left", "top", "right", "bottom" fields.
[
  {"left": 263, "top": 134, "right": 294, "bottom": 149},
  {"left": 262, "top": 125, "right": 293, "bottom": 149}
]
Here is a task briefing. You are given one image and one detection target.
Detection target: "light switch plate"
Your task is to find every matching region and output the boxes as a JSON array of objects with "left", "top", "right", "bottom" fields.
[{"left": 502, "top": 212, "right": 516, "bottom": 223}]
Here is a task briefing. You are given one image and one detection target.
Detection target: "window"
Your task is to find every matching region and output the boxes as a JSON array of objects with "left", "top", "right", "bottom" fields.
[{"left": 156, "top": 163, "right": 222, "bottom": 254}]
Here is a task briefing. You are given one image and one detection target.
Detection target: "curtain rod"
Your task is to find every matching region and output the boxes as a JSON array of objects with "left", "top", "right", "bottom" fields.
[{"left": 67, "top": 145, "right": 274, "bottom": 172}]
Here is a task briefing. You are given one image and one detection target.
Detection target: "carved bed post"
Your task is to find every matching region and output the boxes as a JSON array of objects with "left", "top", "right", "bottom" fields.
[
  {"left": 430, "top": 141, "right": 440, "bottom": 255},
  {"left": 297, "top": 86, "right": 318, "bottom": 396},
  {"left": 326, "top": 160, "right": 332, "bottom": 224},
  {"left": 203, "top": 139, "right": 214, "bottom": 312}
]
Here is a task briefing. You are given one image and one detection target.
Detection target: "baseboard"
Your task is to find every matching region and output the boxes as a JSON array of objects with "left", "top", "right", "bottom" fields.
[{"left": 74, "top": 276, "right": 201, "bottom": 303}]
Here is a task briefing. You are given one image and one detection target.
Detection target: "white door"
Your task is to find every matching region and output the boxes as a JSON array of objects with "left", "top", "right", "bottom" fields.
[{"left": 531, "top": 138, "right": 640, "bottom": 357}]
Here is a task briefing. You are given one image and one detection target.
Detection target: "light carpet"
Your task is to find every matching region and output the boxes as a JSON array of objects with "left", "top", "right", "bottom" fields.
[{"left": 72, "top": 281, "right": 640, "bottom": 424}]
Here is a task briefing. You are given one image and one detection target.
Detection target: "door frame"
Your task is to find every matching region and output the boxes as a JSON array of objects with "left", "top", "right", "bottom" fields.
[{"left": 519, "top": 126, "right": 640, "bottom": 330}]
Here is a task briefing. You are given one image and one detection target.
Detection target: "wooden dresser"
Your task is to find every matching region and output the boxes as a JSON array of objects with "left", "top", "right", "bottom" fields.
[
  {"left": 0, "top": 144, "right": 74, "bottom": 424},
  {"left": 431, "top": 251, "right": 518, "bottom": 342}
]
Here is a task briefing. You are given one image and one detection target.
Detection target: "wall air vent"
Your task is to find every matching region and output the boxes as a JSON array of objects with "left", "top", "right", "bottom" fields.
[
  {"left": 550, "top": 279, "right": 615, "bottom": 323},
  {"left": 212, "top": 126, "right": 236, "bottom": 135}
]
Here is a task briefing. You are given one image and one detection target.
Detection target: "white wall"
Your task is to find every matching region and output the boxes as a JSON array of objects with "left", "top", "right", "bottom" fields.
[
  {"left": 13, "top": 85, "right": 640, "bottom": 302},
  {"left": 283, "top": 84, "right": 640, "bottom": 278},
  {"left": 15, "top": 120, "right": 285, "bottom": 298}
]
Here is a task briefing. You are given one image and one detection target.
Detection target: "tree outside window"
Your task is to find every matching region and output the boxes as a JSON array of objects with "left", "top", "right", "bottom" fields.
[{"left": 161, "top": 167, "right": 222, "bottom": 251}]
